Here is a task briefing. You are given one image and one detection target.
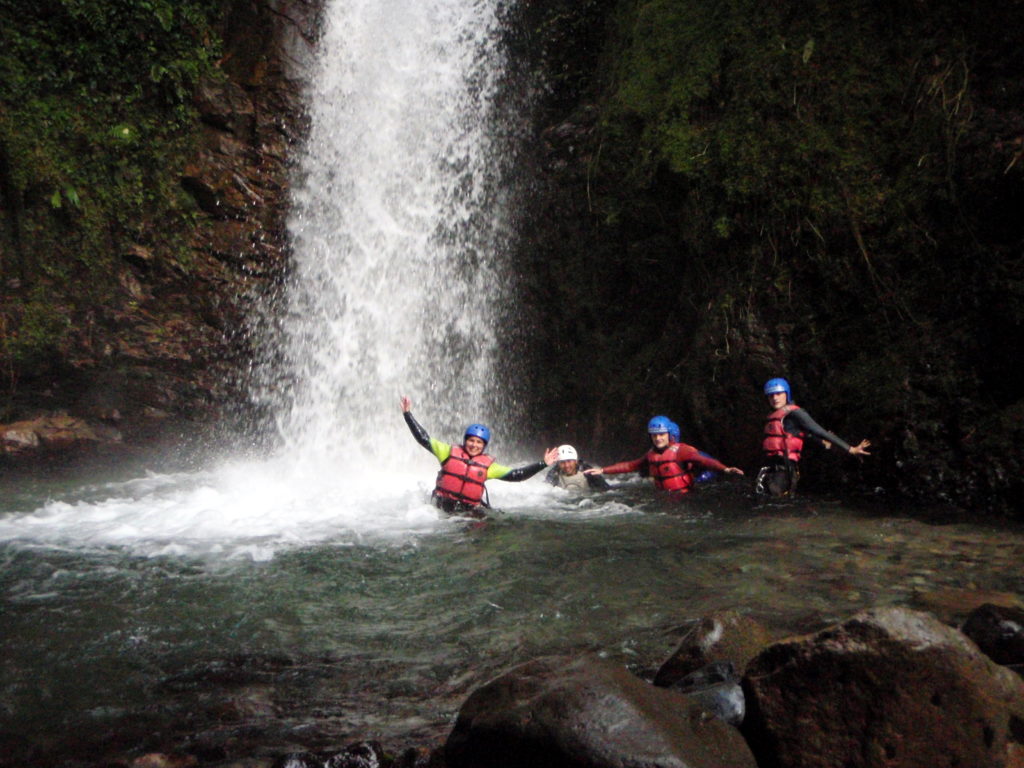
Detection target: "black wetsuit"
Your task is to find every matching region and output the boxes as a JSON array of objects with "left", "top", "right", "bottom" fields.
[{"left": 757, "top": 408, "right": 852, "bottom": 498}]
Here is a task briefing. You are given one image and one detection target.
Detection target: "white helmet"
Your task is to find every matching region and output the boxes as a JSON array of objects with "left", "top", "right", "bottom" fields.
[{"left": 557, "top": 445, "right": 578, "bottom": 461}]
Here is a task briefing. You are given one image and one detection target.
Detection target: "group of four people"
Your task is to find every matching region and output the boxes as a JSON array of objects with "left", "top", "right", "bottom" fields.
[{"left": 401, "top": 377, "right": 870, "bottom": 516}]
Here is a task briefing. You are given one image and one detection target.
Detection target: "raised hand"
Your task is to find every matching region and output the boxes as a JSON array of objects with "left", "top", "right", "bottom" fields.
[{"left": 849, "top": 439, "right": 871, "bottom": 456}]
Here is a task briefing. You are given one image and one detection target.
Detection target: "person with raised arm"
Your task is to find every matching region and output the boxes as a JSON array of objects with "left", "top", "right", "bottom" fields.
[
  {"left": 401, "top": 396, "right": 557, "bottom": 516},
  {"left": 544, "top": 444, "right": 610, "bottom": 492}
]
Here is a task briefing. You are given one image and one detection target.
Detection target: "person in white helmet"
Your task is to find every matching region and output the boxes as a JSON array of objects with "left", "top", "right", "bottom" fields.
[{"left": 545, "top": 444, "right": 610, "bottom": 492}]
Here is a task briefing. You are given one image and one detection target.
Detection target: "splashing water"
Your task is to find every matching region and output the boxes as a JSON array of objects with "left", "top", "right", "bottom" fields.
[
  {"left": 260, "top": 0, "right": 515, "bottom": 459},
  {"left": 0, "top": 0, "right": 533, "bottom": 557}
]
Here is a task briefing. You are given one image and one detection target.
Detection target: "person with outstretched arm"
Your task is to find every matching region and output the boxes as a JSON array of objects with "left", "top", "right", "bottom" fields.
[
  {"left": 545, "top": 444, "right": 610, "bottom": 492},
  {"left": 401, "top": 396, "right": 557, "bottom": 516},
  {"left": 668, "top": 419, "right": 718, "bottom": 484},
  {"left": 757, "top": 377, "right": 871, "bottom": 498},
  {"left": 584, "top": 415, "right": 744, "bottom": 495}
]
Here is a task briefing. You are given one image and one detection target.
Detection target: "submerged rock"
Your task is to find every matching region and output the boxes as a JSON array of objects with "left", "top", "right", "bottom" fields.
[
  {"left": 668, "top": 662, "right": 745, "bottom": 727},
  {"left": 131, "top": 754, "right": 198, "bottom": 768},
  {"left": 445, "top": 654, "right": 756, "bottom": 768},
  {"left": 392, "top": 746, "right": 444, "bottom": 768},
  {"left": 271, "top": 742, "right": 388, "bottom": 768},
  {"left": 911, "top": 587, "right": 1024, "bottom": 624},
  {"left": 741, "top": 606, "right": 1024, "bottom": 768},
  {"left": 653, "top": 611, "right": 773, "bottom": 688},
  {"left": 323, "top": 741, "right": 387, "bottom": 768},
  {"left": 272, "top": 753, "right": 319, "bottom": 768},
  {"left": 962, "top": 603, "right": 1024, "bottom": 667}
]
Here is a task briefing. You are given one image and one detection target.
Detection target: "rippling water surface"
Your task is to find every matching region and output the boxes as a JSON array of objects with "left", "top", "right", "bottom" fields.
[{"left": 3, "top": 462, "right": 1023, "bottom": 759}]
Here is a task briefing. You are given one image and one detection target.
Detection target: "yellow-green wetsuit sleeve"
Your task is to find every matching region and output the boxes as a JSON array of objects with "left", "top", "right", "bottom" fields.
[
  {"left": 487, "top": 462, "right": 513, "bottom": 479},
  {"left": 430, "top": 438, "right": 452, "bottom": 463}
]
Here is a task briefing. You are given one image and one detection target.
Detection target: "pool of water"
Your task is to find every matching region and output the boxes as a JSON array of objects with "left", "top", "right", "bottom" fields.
[{"left": 2, "top": 458, "right": 1022, "bottom": 761}]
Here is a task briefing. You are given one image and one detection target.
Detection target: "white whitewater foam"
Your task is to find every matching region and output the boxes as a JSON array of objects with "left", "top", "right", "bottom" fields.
[
  {"left": 0, "top": 457, "right": 444, "bottom": 558},
  {"left": 0, "top": 456, "right": 637, "bottom": 559}
]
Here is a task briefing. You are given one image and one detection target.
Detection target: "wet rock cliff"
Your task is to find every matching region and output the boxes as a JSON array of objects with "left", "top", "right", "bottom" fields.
[
  {"left": 505, "top": 0, "right": 1024, "bottom": 516},
  {"left": 1, "top": 0, "right": 318, "bottom": 454}
]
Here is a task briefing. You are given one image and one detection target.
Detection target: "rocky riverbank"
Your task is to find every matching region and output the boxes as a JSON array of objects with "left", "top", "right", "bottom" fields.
[{"left": 5, "top": 599, "right": 1023, "bottom": 768}]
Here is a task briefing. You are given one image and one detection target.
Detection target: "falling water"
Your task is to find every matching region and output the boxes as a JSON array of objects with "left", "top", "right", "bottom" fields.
[
  {"left": 259, "top": 0, "right": 517, "bottom": 463},
  {"left": 0, "top": 0, "right": 527, "bottom": 556}
]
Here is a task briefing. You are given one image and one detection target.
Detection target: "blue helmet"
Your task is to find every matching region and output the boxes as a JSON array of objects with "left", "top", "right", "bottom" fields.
[
  {"left": 763, "top": 378, "right": 791, "bottom": 401},
  {"left": 647, "top": 415, "right": 672, "bottom": 435},
  {"left": 668, "top": 420, "right": 681, "bottom": 443},
  {"left": 464, "top": 423, "right": 491, "bottom": 445}
]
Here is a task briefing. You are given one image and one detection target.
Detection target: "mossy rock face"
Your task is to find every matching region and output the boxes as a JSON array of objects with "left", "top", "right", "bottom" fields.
[
  {"left": 507, "top": 0, "right": 1024, "bottom": 516},
  {"left": 0, "top": 0, "right": 313, "bottom": 440}
]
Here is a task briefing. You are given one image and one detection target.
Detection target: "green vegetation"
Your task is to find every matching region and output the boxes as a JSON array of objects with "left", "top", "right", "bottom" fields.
[
  {"left": 0, "top": 0, "right": 224, "bottom": 377},
  {"left": 516, "top": 0, "right": 1024, "bottom": 512}
]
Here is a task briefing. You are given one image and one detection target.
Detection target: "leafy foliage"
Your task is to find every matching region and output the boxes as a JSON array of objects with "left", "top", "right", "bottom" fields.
[
  {"left": 514, "top": 0, "right": 1024, "bottom": 512},
  {"left": 0, "top": 0, "right": 223, "bottom": 375}
]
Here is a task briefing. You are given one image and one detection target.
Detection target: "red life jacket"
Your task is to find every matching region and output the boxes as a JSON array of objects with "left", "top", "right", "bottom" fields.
[
  {"left": 763, "top": 404, "right": 804, "bottom": 462},
  {"left": 434, "top": 444, "right": 494, "bottom": 506},
  {"left": 645, "top": 444, "right": 695, "bottom": 494}
]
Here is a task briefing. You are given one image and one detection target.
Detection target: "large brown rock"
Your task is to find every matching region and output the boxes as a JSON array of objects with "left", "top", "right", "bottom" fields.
[
  {"left": 1, "top": 412, "right": 122, "bottom": 456},
  {"left": 741, "top": 606, "right": 1024, "bottom": 768},
  {"left": 653, "top": 611, "right": 773, "bottom": 688},
  {"left": 445, "top": 655, "right": 757, "bottom": 768}
]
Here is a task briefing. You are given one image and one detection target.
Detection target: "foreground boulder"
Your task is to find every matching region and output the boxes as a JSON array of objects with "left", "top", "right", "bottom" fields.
[
  {"left": 445, "top": 654, "right": 756, "bottom": 768},
  {"left": 742, "top": 606, "right": 1024, "bottom": 768}
]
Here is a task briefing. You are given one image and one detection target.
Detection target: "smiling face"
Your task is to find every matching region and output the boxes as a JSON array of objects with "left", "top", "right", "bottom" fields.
[
  {"left": 558, "top": 459, "right": 579, "bottom": 476},
  {"left": 768, "top": 391, "right": 788, "bottom": 410},
  {"left": 464, "top": 436, "right": 486, "bottom": 456},
  {"left": 650, "top": 432, "right": 671, "bottom": 450}
]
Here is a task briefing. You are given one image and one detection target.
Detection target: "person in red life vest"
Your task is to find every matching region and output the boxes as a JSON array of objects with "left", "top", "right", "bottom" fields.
[
  {"left": 401, "top": 396, "right": 557, "bottom": 516},
  {"left": 583, "top": 415, "right": 743, "bottom": 494},
  {"left": 757, "top": 377, "right": 871, "bottom": 498},
  {"left": 669, "top": 419, "right": 719, "bottom": 485}
]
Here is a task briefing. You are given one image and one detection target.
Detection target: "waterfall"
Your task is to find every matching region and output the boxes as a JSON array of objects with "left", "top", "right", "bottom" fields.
[
  {"left": 258, "top": 0, "right": 518, "bottom": 465},
  {"left": 0, "top": 0, "right": 529, "bottom": 558}
]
